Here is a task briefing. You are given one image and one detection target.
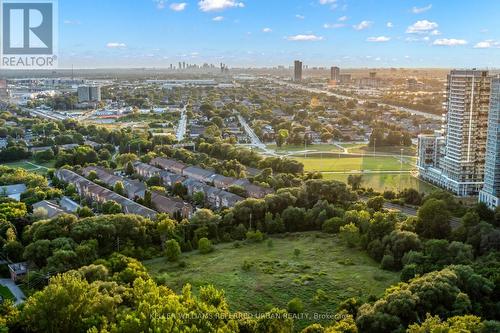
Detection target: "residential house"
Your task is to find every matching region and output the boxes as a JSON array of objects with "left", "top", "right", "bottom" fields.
[
  {"left": 8, "top": 262, "right": 28, "bottom": 282},
  {"left": 232, "top": 179, "right": 274, "bottom": 199},
  {"left": 150, "top": 192, "right": 193, "bottom": 219},
  {"left": 32, "top": 200, "right": 65, "bottom": 218},
  {"left": 0, "top": 184, "right": 27, "bottom": 201},
  {"left": 133, "top": 161, "right": 162, "bottom": 179},
  {"left": 151, "top": 157, "right": 187, "bottom": 175},
  {"left": 82, "top": 166, "right": 146, "bottom": 199},
  {"left": 55, "top": 169, "right": 156, "bottom": 218},
  {"left": 59, "top": 196, "right": 81, "bottom": 212},
  {"left": 160, "top": 170, "right": 185, "bottom": 187},
  {"left": 210, "top": 174, "right": 237, "bottom": 189},
  {"left": 218, "top": 190, "right": 244, "bottom": 208},
  {"left": 182, "top": 166, "right": 215, "bottom": 183},
  {"left": 182, "top": 178, "right": 210, "bottom": 197}
]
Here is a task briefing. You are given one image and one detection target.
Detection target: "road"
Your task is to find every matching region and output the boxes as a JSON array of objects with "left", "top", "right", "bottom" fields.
[
  {"left": 382, "top": 201, "right": 461, "bottom": 229},
  {"left": 0, "top": 279, "right": 26, "bottom": 305},
  {"left": 270, "top": 79, "right": 442, "bottom": 121},
  {"left": 237, "top": 114, "right": 276, "bottom": 155},
  {"left": 176, "top": 107, "right": 188, "bottom": 142},
  {"left": 24, "top": 108, "right": 68, "bottom": 121}
]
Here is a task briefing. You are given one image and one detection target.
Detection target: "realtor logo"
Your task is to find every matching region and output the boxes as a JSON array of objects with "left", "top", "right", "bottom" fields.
[{"left": 1, "top": 0, "right": 58, "bottom": 68}]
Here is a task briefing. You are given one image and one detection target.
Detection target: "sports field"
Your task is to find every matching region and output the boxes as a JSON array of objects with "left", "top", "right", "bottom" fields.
[
  {"left": 294, "top": 155, "right": 414, "bottom": 172},
  {"left": 322, "top": 173, "right": 437, "bottom": 193}
]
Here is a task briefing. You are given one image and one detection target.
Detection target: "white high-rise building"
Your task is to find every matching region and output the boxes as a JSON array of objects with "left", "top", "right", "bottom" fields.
[
  {"left": 418, "top": 69, "right": 491, "bottom": 196},
  {"left": 479, "top": 77, "right": 500, "bottom": 209}
]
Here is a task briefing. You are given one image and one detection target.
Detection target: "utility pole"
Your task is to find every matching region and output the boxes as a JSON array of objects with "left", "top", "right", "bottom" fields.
[{"left": 399, "top": 148, "right": 403, "bottom": 192}]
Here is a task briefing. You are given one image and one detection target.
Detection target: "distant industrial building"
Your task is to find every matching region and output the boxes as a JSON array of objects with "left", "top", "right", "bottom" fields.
[
  {"left": 417, "top": 69, "right": 491, "bottom": 196},
  {"left": 294, "top": 60, "right": 303, "bottom": 81},
  {"left": 480, "top": 77, "right": 500, "bottom": 208},
  {"left": 339, "top": 74, "right": 352, "bottom": 85},
  {"left": 78, "top": 85, "right": 101, "bottom": 103},
  {"left": 330, "top": 66, "right": 340, "bottom": 82}
]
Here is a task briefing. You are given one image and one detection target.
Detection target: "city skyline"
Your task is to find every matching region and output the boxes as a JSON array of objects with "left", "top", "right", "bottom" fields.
[{"left": 57, "top": 0, "right": 500, "bottom": 68}]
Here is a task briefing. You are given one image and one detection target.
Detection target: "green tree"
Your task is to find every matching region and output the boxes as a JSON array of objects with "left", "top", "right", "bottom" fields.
[
  {"left": 114, "top": 181, "right": 126, "bottom": 196},
  {"left": 101, "top": 201, "right": 122, "bottom": 214},
  {"left": 347, "top": 174, "right": 363, "bottom": 191},
  {"left": 125, "top": 161, "right": 135, "bottom": 176},
  {"left": 20, "top": 273, "right": 120, "bottom": 333},
  {"left": 165, "top": 239, "right": 181, "bottom": 262},
  {"left": 339, "top": 223, "right": 360, "bottom": 247},
  {"left": 416, "top": 199, "right": 451, "bottom": 239},
  {"left": 198, "top": 237, "right": 214, "bottom": 254}
]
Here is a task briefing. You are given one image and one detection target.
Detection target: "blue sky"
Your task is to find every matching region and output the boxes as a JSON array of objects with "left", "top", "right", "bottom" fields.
[{"left": 58, "top": 0, "right": 500, "bottom": 68}]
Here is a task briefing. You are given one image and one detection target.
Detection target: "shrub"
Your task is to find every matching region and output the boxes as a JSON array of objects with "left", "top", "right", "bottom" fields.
[
  {"left": 322, "top": 217, "right": 346, "bottom": 234},
  {"left": 246, "top": 230, "right": 264, "bottom": 243},
  {"left": 381, "top": 254, "right": 396, "bottom": 270},
  {"left": 294, "top": 248, "right": 301, "bottom": 257},
  {"left": 287, "top": 297, "right": 304, "bottom": 314},
  {"left": 242, "top": 260, "right": 253, "bottom": 271},
  {"left": 339, "top": 223, "right": 360, "bottom": 247},
  {"left": 164, "top": 239, "right": 181, "bottom": 262},
  {"left": 312, "top": 289, "right": 328, "bottom": 305},
  {"left": 198, "top": 238, "right": 214, "bottom": 254}
]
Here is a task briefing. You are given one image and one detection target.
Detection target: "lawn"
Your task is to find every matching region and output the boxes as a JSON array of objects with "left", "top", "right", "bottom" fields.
[
  {"left": 266, "top": 144, "right": 343, "bottom": 153},
  {"left": 0, "top": 161, "right": 39, "bottom": 170},
  {"left": 0, "top": 285, "right": 15, "bottom": 302},
  {"left": 347, "top": 145, "right": 417, "bottom": 156},
  {"left": 0, "top": 160, "right": 54, "bottom": 174},
  {"left": 322, "top": 173, "right": 437, "bottom": 194},
  {"left": 145, "top": 232, "right": 399, "bottom": 330},
  {"left": 294, "top": 155, "right": 414, "bottom": 172}
]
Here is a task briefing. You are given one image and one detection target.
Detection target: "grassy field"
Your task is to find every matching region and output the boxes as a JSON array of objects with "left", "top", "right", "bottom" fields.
[
  {"left": 0, "top": 285, "right": 15, "bottom": 302},
  {"left": 347, "top": 145, "right": 417, "bottom": 156},
  {"left": 322, "top": 173, "right": 437, "bottom": 194},
  {"left": 145, "top": 232, "right": 399, "bottom": 330},
  {"left": 0, "top": 160, "right": 55, "bottom": 173},
  {"left": 294, "top": 155, "right": 414, "bottom": 172},
  {"left": 266, "top": 144, "right": 343, "bottom": 153}
]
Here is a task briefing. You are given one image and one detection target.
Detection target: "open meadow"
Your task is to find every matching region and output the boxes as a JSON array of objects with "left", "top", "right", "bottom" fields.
[{"left": 145, "top": 232, "right": 399, "bottom": 330}]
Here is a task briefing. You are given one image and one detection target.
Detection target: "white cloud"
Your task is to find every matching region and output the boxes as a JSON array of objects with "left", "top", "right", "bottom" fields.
[
  {"left": 474, "top": 40, "right": 500, "bottom": 49},
  {"left": 170, "top": 3, "right": 187, "bottom": 11},
  {"left": 433, "top": 38, "right": 467, "bottom": 46},
  {"left": 353, "top": 20, "right": 372, "bottom": 31},
  {"left": 295, "top": 14, "right": 305, "bottom": 19},
  {"left": 106, "top": 42, "right": 127, "bottom": 49},
  {"left": 154, "top": 0, "right": 166, "bottom": 10},
  {"left": 198, "top": 0, "right": 244, "bottom": 12},
  {"left": 430, "top": 29, "right": 440, "bottom": 35},
  {"left": 412, "top": 4, "right": 432, "bottom": 14},
  {"left": 64, "top": 19, "right": 81, "bottom": 25},
  {"left": 319, "top": 0, "right": 336, "bottom": 4},
  {"left": 323, "top": 23, "right": 345, "bottom": 29},
  {"left": 212, "top": 16, "right": 224, "bottom": 21},
  {"left": 406, "top": 20, "right": 438, "bottom": 33},
  {"left": 262, "top": 27, "right": 272, "bottom": 33},
  {"left": 367, "top": 36, "right": 391, "bottom": 42},
  {"left": 386, "top": 22, "right": 393, "bottom": 28},
  {"left": 338, "top": 16, "right": 348, "bottom": 22},
  {"left": 286, "top": 34, "right": 324, "bottom": 41}
]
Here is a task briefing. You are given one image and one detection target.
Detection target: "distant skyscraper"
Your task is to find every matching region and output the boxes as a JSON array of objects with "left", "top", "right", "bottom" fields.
[
  {"left": 480, "top": 77, "right": 500, "bottom": 208},
  {"left": 294, "top": 60, "right": 302, "bottom": 81},
  {"left": 330, "top": 66, "right": 340, "bottom": 82},
  {"left": 77, "top": 85, "right": 101, "bottom": 103},
  {"left": 77, "top": 86, "right": 90, "bottom": 103},
  {"left": 89, "top": 86, "right": 101, "bottom": 102},
  {"left": 418, "top": 69, "right": 491, "bottom": 196}
]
